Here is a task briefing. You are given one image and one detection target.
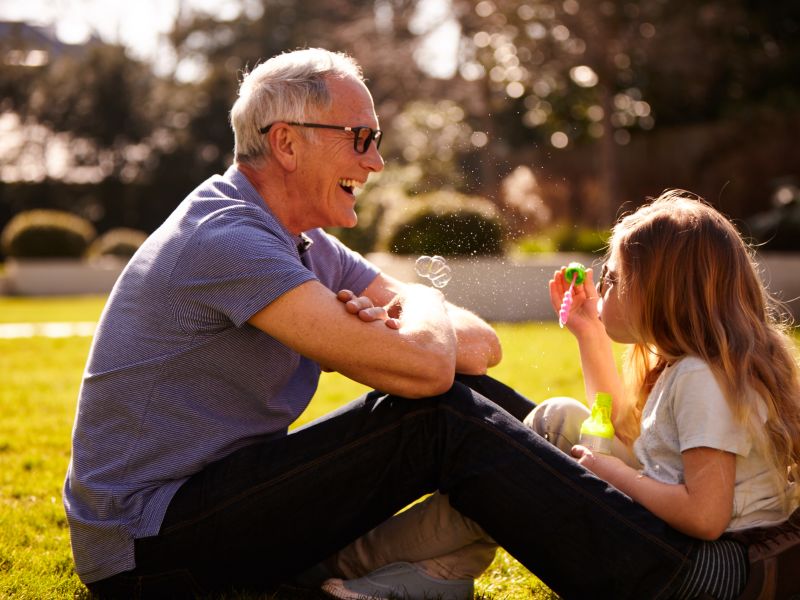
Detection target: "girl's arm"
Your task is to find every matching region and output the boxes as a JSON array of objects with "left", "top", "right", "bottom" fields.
[
  {"left": 573, "top": 445, "right": 736, "bottom": 540},
  {"left": 550, "top": 269, "right": 626, "bottom": 422}
]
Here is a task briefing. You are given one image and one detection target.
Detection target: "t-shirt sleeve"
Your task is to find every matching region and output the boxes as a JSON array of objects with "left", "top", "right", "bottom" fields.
[
  {"left": 170, "top": 212, "right": 317, "bottom": 330},
  {"left": 305, "top": 229, "right": 380, "bottom": 295},
  {"left": 673, "top": 364, "right": 752, "bottom": 456}
]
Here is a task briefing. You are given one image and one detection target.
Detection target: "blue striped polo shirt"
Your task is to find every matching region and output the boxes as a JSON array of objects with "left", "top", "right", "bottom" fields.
[{"left": 63, "top": 165, "right": 379, "bottom": 583}]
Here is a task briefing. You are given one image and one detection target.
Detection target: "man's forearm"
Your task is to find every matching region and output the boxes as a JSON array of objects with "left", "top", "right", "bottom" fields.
[{"left": 446, "top": 303, "right": 502, "bottom": 374}]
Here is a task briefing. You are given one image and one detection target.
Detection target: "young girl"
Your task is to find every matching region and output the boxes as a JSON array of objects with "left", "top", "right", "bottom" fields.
[
  {"left": 319, "top": 190, "right": 800, "bottom": 599},
  {"left": 527, "top": 190, "right": 800, "bottom": 598}
]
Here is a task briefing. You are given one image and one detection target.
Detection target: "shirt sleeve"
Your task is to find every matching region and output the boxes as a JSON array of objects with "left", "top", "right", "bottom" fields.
[
  {"left": 170, "top": 210, "right": 317, "bottom": 331},
  {"left": 304, "top": 229, "right": 380, "bottom": 295},
  {"left": 673, "top": 363, "right": 752, "bottom": 457}
]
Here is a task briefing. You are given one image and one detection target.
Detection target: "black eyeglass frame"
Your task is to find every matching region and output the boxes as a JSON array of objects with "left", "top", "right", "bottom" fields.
[
  {"left": 596, "top": 263, "right": 618, "bottom": 296},
  {"left": 259, "top": 122, "right": 383, "bottom": 154}
]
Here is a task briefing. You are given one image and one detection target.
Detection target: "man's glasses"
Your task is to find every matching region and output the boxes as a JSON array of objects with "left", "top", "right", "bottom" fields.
[{"left": 259, "top": 122, "right": 383, "bottom": 154}]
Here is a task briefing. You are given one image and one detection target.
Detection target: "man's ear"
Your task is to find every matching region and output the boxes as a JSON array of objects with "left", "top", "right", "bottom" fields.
[{"left": 268, "top": 124, "right": 298, "bottom": 172}]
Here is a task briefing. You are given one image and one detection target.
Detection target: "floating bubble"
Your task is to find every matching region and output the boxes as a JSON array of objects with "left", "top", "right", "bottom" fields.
[
  {"left": 415, "top": 255, "right": 452, "bottom": 289},
  {"left": 415, "top": 255, "right": 434, "bottom": 277},
  {"left": 430, "top": 272, "right": 452, "bottom": 288}
]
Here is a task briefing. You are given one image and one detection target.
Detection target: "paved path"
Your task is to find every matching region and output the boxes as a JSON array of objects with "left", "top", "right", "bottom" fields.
[{"left": 0, "top": 321, "right": 97, "bottom": 339}]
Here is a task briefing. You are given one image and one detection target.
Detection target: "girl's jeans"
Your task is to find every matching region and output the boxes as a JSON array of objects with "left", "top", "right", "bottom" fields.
[{"left": 87, "top": 376, "right": 695, "bottom": 599}]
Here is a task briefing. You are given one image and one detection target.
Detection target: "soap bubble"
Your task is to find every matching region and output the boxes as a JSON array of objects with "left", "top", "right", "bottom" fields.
[{"left": 415, "top": 255, "right": 452, "bottom": 289}]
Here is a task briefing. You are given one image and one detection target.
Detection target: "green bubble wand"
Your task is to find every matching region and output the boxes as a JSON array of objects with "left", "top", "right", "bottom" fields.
[{"left": 558, "top": 262, "right": 587, "bottom": 328}]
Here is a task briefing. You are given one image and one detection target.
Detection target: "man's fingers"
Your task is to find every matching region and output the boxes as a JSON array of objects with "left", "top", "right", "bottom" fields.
[
  {"left": 337, "top": 290, "right": 398, "bottom": 328},
  {"left": 337, "top": 289, "right": 355, "bottom": 302},
  {"left": 356, "top": 306, "right": 389, "bottom": 322}
]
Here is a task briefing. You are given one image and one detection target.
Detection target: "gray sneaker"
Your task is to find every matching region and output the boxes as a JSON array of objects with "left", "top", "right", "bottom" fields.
[{"left": 321, "top": 562, "right": 474, "bottom": 600}]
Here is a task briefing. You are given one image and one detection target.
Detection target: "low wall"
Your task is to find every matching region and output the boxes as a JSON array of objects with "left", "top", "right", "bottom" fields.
[
  {"left": 3, "top": 258, "right": 126, "bottom": 296},
  {"left": 367, "top": 252, "right": 800, "bottom": 323},
  {"left": 2, "top": 253, "right": 797, "bottom": 323},
  {"left": 367, "top": 252, "right": 598, "bottom": 322}
]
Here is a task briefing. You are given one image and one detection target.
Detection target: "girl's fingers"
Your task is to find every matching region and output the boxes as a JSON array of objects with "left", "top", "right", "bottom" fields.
[{"left": 549, "top": 270, "right": 566, "bottom": 312}]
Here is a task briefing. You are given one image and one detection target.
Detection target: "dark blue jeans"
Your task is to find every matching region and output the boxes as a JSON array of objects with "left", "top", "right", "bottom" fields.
[{"left": 87, "top": 375, "right": 695, "bottom": 599}]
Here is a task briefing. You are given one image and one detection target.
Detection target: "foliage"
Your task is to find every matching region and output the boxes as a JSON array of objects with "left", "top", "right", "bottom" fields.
[
  {"left": 1, "top": 0, "right": 799, "bottom": 240},
  {"left": 389, "top": 100, "right": 476, "bottom": 192},
  {"left": 384, "top": 190, "right": 504, "bottom": 256},
  {"left": 86, "top": 227, "right": 148, "bottom": 259},
  {"left": 445, "top": 0, "right": 800, "bottom": 223},
  {"left": 513, "top": 224, "right": 609, "bottom": 255},
  {"left": 452, "top": 0, "right": 800, "bottom": 141},
  {"left": 1, "top": 209, "right": 96, "bottom": 259}
]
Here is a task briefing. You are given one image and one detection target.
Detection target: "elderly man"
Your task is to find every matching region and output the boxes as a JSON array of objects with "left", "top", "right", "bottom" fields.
[{"left": 64, "top": 48, "right": 696, "bottom": 600}]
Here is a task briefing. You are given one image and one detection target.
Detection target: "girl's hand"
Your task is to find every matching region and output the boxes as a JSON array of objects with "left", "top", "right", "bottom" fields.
[
  {"left": 549, "top": 267, "right": 601, "bottom": 336},
  {"left": 571, "top": 445, "right": 627, "bottom": 481}
]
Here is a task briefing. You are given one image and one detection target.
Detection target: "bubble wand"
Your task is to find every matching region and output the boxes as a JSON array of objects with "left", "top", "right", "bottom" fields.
[{"left": 558, "top": 261, "right": 586, "bottom": 328}]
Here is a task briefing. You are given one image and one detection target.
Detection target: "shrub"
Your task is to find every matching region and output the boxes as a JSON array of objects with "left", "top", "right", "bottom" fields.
[
  {"left": 553, "top": 225, "right": 609, "bottom": 254},
  {"left": 87, "top": 227, "right": 148, "bottom": 259},
  {"left": 384, "top": 190, "right": 504, "bottom": 256},
  {"left": 1, "top": 209, "right": 96, "bottom": 259},
  {"left": 513, "top": 224, "right": 610, "bottom": 255}
]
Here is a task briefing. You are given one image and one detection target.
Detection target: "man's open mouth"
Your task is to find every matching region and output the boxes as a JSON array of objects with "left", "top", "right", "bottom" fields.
[{"left": 338, "top": 178, "right": 363, "bottom": 195}]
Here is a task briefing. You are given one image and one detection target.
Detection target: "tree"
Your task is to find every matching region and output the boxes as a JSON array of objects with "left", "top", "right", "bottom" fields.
[
  {"left": 26, "top": 45, "right": 156, "bottom": 179},
  {"left": 447, "top": 0, "right": 800, "bottom": 224}
]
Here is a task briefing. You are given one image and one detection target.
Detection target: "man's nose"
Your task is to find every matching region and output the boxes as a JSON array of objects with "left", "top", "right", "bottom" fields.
[{"left": 361, "top": 144, "right": 384, "bottom": 173}]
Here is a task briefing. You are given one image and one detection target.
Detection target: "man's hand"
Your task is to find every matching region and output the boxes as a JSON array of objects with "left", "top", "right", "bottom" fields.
[{"left": 337, "top": 289, "right": 400, "bottom": 330}]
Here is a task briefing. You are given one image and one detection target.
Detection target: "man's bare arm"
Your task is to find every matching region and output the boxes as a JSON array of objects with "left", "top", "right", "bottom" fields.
[
  {"left": 362, "top": 272, "right": 502, "bottom": 375},
  {"left": 248, "top": 279, "right": 457, "bottom": 398}
]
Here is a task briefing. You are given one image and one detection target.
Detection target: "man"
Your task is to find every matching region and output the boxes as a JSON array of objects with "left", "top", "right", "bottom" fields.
[
  {"left": 65, "top": 47, "right": 503, "bottom": 597},
  {"left": 64, "top": 48, "right": 696, "bottom": 599}
]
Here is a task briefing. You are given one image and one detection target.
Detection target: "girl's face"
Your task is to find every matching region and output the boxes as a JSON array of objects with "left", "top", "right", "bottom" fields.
[{"left": 596, "top": 252, "right": 638, "bottom": 344}]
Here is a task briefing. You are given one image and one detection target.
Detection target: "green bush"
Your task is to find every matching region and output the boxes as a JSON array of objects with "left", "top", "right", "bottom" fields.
[
  {"left": 87, "top": 227, "right": 148, "bottom": 259},
  {"left": 385, "top": 190, "right": 504, "bottom": 256},
  {"left": 513, "top": 224, "right": 610, "bottom": 255},
  {"left": 1, "top": 209, "right": 96, "bottom": 259}
]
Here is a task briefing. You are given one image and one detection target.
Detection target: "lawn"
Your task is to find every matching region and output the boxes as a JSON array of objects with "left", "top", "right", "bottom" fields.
[{"left": 0, "top": 295, "right": 595, "bottom": 599}]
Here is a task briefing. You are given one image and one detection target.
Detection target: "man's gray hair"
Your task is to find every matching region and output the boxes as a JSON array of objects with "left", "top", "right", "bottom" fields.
[{"left": 231, "top": 48, "right": 364, "bottom": 166}]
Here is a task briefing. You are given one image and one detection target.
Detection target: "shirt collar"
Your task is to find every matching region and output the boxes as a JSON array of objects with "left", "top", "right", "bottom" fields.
[{"left": 227, "top": 165, "right": 313, "bottom": 257}]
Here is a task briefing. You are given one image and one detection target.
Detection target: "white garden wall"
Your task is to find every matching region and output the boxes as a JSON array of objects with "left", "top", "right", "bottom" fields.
[
  {"left": 2, "top": 253, "right": 798, "bottom": 323},
  {"left": 367, "top": 252, "right": 800, "bottom": 322}
]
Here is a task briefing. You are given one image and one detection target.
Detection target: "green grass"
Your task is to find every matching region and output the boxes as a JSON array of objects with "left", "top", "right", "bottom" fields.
[
  {"left": 0, "top": 296, "right": 594, "bottom": 599},
  {"left": 0, "top": 295, "right": 108, "bottom": 323}
]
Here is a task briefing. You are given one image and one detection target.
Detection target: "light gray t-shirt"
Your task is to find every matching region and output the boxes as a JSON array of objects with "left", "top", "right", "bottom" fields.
[{"left": 634, "top": 356, "right": 796, "bottom": 531}]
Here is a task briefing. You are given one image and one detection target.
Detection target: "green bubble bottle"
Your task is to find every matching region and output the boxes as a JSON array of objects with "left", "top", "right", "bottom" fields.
[{"left": 579, "top": 392, "right": 615, "bottom": 454}]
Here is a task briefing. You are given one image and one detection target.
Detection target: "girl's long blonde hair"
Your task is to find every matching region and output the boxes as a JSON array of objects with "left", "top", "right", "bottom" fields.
[{"left": 613, "top": 190, "right": 800, "bottom": 506}]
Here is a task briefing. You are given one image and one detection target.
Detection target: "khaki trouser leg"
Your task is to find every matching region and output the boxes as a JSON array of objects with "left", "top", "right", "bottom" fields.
[{"left": 331, "top": 492, "right": 497, "bottom": 580}]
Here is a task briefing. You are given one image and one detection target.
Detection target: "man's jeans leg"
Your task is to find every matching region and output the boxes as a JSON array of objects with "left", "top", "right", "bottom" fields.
[
  {"left": 329, "top": 375, "right": 532, "bottom": 581},
  {"left": 103, "top": 376, "right": 693, "bottom": 599}
]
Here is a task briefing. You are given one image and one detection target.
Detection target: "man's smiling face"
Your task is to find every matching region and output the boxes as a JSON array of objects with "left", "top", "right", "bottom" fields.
[{"left": 293, "top": 75, "right": 384, "bottom": 230}]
